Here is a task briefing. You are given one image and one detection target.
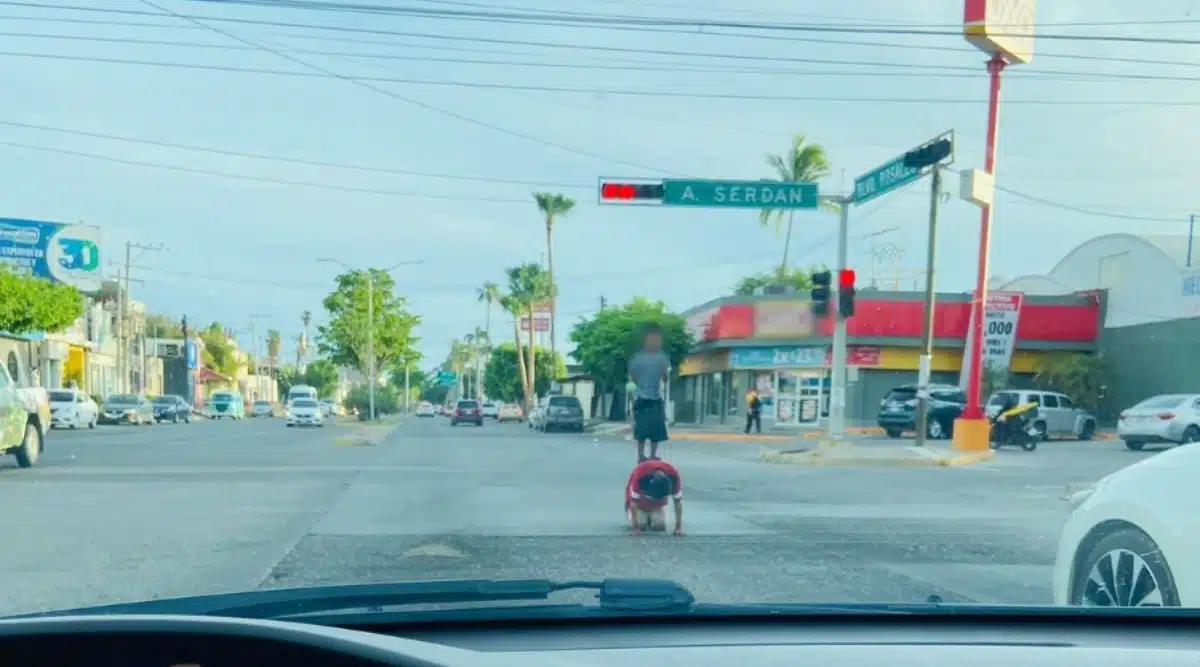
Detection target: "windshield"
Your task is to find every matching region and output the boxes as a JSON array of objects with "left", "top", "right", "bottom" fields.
[
  {"left": 48, "top": 391, "right": 75, "bottom": 402},
  {"left": 3, "top": 0, "right": 1188, "bottom": 622}
]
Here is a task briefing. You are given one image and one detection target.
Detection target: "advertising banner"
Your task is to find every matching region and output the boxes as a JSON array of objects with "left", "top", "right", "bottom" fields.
[
  {"left": 519, "top": 301, "right": 551, "bottom": 332},
  {"left": 753, "top": 300, "right": 817, "bottom": 338},
  {"left": 0, "top": 218, "right": 103, "bottom": 293},
  {"left": 960, "top": 291, "right": 1024, "bottom": 390}
]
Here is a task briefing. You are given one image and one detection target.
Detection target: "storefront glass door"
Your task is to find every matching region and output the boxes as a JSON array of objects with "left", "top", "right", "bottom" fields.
[{"left": 775, "top": 369, "right": 825, "bottom": 426}]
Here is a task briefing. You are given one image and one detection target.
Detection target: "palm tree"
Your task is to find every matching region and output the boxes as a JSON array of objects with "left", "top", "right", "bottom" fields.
[
  {"left": 499, "top": 293, "right": 531, "bottom": 412},
  {"left": 505, "top": 262, "right": 553, "bottom": 413},
  {"left": 266, "top": 329, "right": 282, "bottom": 378},
  {"left": 760, "top": 134, "right": 833, "bottom": 276},
  {"left": 300, "top": 310, "right": 313, "bottom": 369},
  {"left": 469, "top": 326, "right": 489, "bottom": 400},
  {"left": 476, "top": 281, "right": 501, "bottom": 340},
  {"left": 532, "top": 192, "right": 576, "bottom": 373}
]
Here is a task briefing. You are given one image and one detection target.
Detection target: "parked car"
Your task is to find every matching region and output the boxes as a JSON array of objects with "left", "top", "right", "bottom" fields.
[
  {"left": 531, "top": 395, "right": 586, "bottom": 433},
  {"left": 415, "top": 401, "right": 436, "bottom": 417},
  {"left": 205, "top": 391, "right": 246, "bottom": 420},
  {"left": 49, "top": 389, "right": 98, "bottom": 429},
  {"left": 286, "top": 398, "right": 324, "bottom": 427},
  {"left": 100, "top": 394, "right": 155, "bottom": 425},
  {"left": 1117, "top": 393, "right": 1200, "bottom": 450},
  {"left": 251, "top": 400, "right": 274, "bottom": 418},
  {"left": 877, "top": 384, "right": 966, "bottom": 440},
  {"left": 481, "top": 401, "right": 499, "bottom": 420},
  {"left": 0, "top": 364, "right": 49, "bottom": 467},
  {"left": 498, "top": 403, "right": 523, "bottom": 423},
  {"left": 986, "top": 389, "right": 1096, "bottom": 441},
  {"left": 151, "top": 395, "right": 191, "bottom": 423},
  {"left": 451, "top": 399, "right": 483, "bottom": 426}
]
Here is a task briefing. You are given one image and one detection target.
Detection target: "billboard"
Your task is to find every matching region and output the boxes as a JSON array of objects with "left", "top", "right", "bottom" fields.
[
  {"left": 0, "top": 218, "right": 103, "bottom": 293},
  {"left": 519, "top": 301, "right": 551, "bottom": 332}
]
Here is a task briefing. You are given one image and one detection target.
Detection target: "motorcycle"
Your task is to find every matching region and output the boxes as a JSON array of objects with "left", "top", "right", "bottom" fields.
[{"left": 989, "top": 402, "right": 1040, "bottom": 451}]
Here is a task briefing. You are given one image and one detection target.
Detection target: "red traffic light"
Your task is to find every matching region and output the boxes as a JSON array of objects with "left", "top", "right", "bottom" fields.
[
  {"left": 839, "top": 269, "right": 856, "bottom": 288},
  {"left": 601, "top": 183, "right": 637, "bottom": 200}
]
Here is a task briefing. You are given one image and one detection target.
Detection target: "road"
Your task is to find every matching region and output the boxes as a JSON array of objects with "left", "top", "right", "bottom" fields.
[{"left": 0, "top": 416, "right": 1162, "bottom": 616}]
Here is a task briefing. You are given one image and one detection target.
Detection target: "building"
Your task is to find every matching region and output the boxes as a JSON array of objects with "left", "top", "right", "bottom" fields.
[{"left": 674, "top": 289, "right": 1103, "bottom": 429}]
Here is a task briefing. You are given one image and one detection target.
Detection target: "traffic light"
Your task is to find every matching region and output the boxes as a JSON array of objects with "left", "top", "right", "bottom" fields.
[
  {"left": 599, "top": 181, "right": 664, "bottom": 203},
  {"left": 838, "top": 268, "right": 857, "bottom": 318},
  {"left": 811, "top": 270, "right": 832, "bottom": 317},
  {"left": 902, "top": 137, "right": 952, "bottom": 170}
]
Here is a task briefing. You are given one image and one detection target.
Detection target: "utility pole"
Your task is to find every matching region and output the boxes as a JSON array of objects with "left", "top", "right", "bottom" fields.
[
  {"left": 366, "top": 270, "right": 376, "bottom": 421},
  {"left": 827, "top": 197, "right": 851, "bottom": 442},
  {"left": 914, "top": 166, "right": 943, "bottom": 447},
  {"left": 117, "top": 241, "right": 163, "bottom": 393},
  {"left": 404, "top": 360, "right": 411, "bottom": 414},
  {"left": 248, "top": 313, "right": 269, "bottom": 400},
  {"left": 599, "top": 296, "right": 607, "bottom": 311}
]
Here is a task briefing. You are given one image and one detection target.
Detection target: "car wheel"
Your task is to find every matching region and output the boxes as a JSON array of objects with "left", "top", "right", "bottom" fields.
[
  {"left": 286, "top": 423, "right": 294, "bottom": 428},
  {"left": 14, "top": 421, "right": 41, "bottom": 468},
  {"left": 89, "top": 416, "right": 97, "bottom": 429},
  {"left": 1033, "top": 420, "right": 1048, "bottom": 441},
  {"left": 173, "top": 413, "right": 180, "bottom": 424},
  {"left": 1079, "top": 420, "right": 1095, "bottom": 440},
  {"left": 926, "top": 418, "right": 945, "bottom": 440},
  {"left": 1071, "top": 527, "right": 1179, "bottom": 607},
  {"left": 1182, "top": 425, "right": 1200, "bottom": 445},
  {"left": 1124, "top": 440, "right": 1145, "bottom": 451},
  {"left": 885, "top": 428, "right": 902, "bottom": 438}
]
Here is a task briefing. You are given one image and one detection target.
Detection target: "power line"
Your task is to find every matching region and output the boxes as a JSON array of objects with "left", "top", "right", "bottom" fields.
[
  {"left": 9, "top": 30, "right": 1200, "bottom": 85},
  {"left": 5, "top": 49, "right": 1198, "bottom": 106},
  {"left": 8, "top": 2, "right": 1200, "bottom": 72},
  {"left": 185, "top": 0, "right": 1200, "bottom": 46}
]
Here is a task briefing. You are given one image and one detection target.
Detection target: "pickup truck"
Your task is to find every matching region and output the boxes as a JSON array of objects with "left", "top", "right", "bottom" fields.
[{"left": 0, "top": 364, "right": 49, "bottom": 467}]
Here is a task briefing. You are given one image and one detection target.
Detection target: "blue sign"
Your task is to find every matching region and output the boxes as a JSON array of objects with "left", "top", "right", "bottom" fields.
[
  {"left": 1183, "top": 272, "right": 1200, "bottom": 298},
  {"left": 853, "top": 157, "right": 920, "bottom": 206},
  {"left": 185, "top": 340, "right": 199, "bottom": 370},
  {"left": 0, "top": 218, "right": 103, "bottom": 293},
  {"left": 730, "top": 346, "right": 826, "bottom": 369}
]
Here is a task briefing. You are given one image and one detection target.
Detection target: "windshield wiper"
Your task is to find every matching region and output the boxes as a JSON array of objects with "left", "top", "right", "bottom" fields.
[{"left": 7, "top": 578, "right": 695, "bottom": 620}]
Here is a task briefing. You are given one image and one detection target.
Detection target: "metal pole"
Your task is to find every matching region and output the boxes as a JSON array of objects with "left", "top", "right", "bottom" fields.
[
  {"left": 962, "top": 54, "right": 1007, "bottom": 420},
  {"left": 367, "top": 271, "right": 376, "bottom": 421},
  {"left": 404, "top": 361, "right": 411, "bottom": 413},
  {"left": 1188, "top": 214, "right": 1195, "bottom": 268},
  {"left": 120, "top": 242, "right": 132, "bottom": 393},
  {"left": 828, "top": 198, "right": 850, "bottom": 442},
  {"left": 914, "top": 166, "right": 942, "bottom": 447}
]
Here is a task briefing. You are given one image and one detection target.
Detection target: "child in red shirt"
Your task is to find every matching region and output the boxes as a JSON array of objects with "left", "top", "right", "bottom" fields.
[{"left": 624, "top": 459, "right": 684, "bottom": 536}]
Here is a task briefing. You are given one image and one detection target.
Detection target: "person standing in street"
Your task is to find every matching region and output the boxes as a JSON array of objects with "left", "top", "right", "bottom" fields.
[
  {"left": 629, "top": 325, "right": 670, "bottom": 462},
  {"left": 744, "top": 387, "right": 762, "bottom": 434}
]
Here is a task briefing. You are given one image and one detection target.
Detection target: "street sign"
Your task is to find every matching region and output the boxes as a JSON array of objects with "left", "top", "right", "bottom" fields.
[
  {"left": 662, "top": 179, "right": 819, "bottom": 209},
  {"left": 436, "top": 371, "right": 457, "bottom": 386},
  {"left": 852, "top": 132, "right": 954, "bottom": 206}
]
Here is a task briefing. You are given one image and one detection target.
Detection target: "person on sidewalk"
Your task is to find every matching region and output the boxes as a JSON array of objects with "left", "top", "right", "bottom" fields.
[
  {"left": 624, "top": 458, "right": 684, "bottom": 536},
  {"left": 744, "top": 388, "right": 762, "bottom": 434},
  {"left": 629, "top": 325, "right": 670, "bottom": 462}
]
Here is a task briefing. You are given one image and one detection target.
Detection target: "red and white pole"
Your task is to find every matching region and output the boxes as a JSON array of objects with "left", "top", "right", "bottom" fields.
[{"left": 961, "top": 53, "right": 1007, "bottom": 421}]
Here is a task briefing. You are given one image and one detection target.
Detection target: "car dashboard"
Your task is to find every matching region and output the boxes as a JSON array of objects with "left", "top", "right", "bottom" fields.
[{"left": 2, "top": 611, "right": 1198, "bottom": 666}]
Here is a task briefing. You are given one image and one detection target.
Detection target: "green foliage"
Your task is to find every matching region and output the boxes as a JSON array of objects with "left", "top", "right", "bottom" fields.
[
  {"left": 1032, "top": 353, "right": 1112, "bottom": 412},
  {"left": 266, "top": 329, "right": 282, "bottom": 362},
  {"left": 484, "top": 342, "right": 564, "bottom": 403},
  {"left": 421, "top": 382, "right": 450, "bottom": 405},
  {"left": 342, "top": 383, "right": 401, "bottom": 418},
  {"left": 303, "top": 359, "right": 340, "bottom": 398},
  {"left": 0, "top": 272, "right": 85, "bottom": 335},
  {"left": 980, "top": 366, "right": 1009, "bottom": 400},
  {"left": 144, "top": 313, "right": 184, "bottom": 338},
  {"left": 199, "top": 322, "right": 240, "bottom": 377},
  {"left": 759, "top": 134, "right": 833, "bottom": 231},
  {"left": 569, "top": 298, "right": 692, "bottom": 392},
  {"left": 732, "top": 265, "right": 827, "bottom": 296},
  {"left": 276, "top": 366, "right": 298, "bottom": 397},
  {"left": 317, "top": 269, "right": 421, "bottom": 376}
]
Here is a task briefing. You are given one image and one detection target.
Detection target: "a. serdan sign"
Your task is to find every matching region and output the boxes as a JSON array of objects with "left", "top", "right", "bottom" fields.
[{"left": 960, "top": 291, "right": 1024, "bottom": 389}]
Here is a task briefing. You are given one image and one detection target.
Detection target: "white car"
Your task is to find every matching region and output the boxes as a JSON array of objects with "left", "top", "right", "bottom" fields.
[
  {"left": 415, "top": 402, "right": 436, "bottom": 417},
  {"left": 319, "top": 400, "right": 334, "bottom": 418},
  {"left": 1052, "top": 443, "right": 1200, "bottom": 607},
  {"left": 481, "top": 401, "right": 499, "bottom": 420},
  {"left": 286, "top": 398, "right": 324, "bottom": 427},
  {"left": 251, "top": 400, "right": 274, "bottom": 418},
  {"left": 49, "top": 389, "right": 98, "bottom": 429},
  {"left": 1117, "top": 393, "right": 1200, "bottom": 450}
]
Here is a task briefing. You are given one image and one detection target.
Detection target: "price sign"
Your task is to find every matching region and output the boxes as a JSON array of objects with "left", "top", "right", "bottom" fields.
[{"left": 960, "top": 291, "right": 1024, "bottom": 390}]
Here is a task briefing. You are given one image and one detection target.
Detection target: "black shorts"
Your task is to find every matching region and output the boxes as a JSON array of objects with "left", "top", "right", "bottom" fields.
[{"left": 633, "top": 398, "right": 668, "bottom": 443}]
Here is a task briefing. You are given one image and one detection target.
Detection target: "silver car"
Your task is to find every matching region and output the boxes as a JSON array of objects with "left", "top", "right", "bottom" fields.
[
  {"left": 986, "top": 390, "right": 1096, "bottom": 441},
  {"left": 1117, "top": 394, "right": 1200, "bottom": 451}
]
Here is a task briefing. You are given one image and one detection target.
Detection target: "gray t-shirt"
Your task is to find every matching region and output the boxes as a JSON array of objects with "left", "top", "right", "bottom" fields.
[{"left": 629, "top": 350, "right": 669, "bottom": 400}]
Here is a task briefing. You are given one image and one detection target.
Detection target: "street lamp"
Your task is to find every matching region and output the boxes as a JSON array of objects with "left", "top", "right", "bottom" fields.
[{"left": 317, "top": 258, "right": 422, "bottom": 420}]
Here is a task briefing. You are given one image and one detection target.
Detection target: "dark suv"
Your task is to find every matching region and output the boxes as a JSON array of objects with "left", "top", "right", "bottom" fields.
[
  {"left": 451, "top": 399, "right": 484, "bottom": 426},
  {"left": 877, "top": 384, "right": 966, "bottom": 440},
  {"left": 539, "top": 395, "right": 585, "bottom": 433}
]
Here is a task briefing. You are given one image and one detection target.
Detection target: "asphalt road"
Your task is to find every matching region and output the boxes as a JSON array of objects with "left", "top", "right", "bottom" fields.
[{"left": 0, "top": 416, "right": 1164, "bottom": 616}]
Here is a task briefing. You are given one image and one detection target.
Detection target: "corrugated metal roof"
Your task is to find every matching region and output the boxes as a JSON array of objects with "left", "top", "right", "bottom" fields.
[{"left": 1135, "top": 234, "right": 1198, "bottom": 269}]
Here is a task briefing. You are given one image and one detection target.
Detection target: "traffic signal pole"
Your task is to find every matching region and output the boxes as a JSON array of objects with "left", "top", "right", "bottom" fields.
[
  {"left": 827, "top": 196, "right": 851, "bottom": 443},
  {"left": 914, "top": 166, "right": 942, "bottom": 448}
]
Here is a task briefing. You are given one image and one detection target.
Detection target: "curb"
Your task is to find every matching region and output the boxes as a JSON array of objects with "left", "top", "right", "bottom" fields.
[{"left": 758, "top": 445, "right": 995, "bottom": 468}]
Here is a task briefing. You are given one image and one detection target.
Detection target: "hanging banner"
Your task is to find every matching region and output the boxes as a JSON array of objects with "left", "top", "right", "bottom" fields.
[{"left": 960, "top": 291, "right": 1024, "bottom": 390}]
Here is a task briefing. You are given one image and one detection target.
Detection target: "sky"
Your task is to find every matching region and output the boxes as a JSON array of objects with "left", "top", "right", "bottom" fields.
[{"left": 2, "top": 0, "right": 1199, "bottom": 371}]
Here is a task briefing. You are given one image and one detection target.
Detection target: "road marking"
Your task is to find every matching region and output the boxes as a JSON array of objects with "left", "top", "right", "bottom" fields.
[{"left": 402, "top": 542, "right": 466, "bottom": 558}]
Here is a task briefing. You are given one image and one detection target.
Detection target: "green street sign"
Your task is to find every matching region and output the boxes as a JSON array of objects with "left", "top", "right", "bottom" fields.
[
  {"left": 662, "top": 179, "right": 819, "bottom": 209},
  {"left": 436, "top": 371, "right": 457, "bottom": 386},
  {"left": 852, "top": 158, "right": 919, "bottom": 206}
]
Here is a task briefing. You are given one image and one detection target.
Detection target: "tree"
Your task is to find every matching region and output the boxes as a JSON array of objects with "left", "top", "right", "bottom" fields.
[
  {"left": 533, "top": 192, "right": 576, "bottom": 366},
  {"left": 344, "top": 383, "right": 401, "bottom": 419},
  {"left": 484, "top": 342, "right": 564, "bottom": 403},
  {"left": 476, "top": 281, "right": 501, "bottom": 339},
  {"left": 316, "top": 269, "right": 421, "bottom": 378},
  {"left": 504, "top": 262, "right": 553, "bottom": 413},
  {"left": 303, "top": 358, "right": 340, "bottom": 398},
  {"left": 0, "top": 272, "right": 84, "bottom": 335},
  {"left": 733, "top": 265, "right": 826, "bottom": 296},
  {"left": 266, "top": 329, "right": 282, "bottom": 369},
  {"left": 421, "top": 382, "right": 450, "bottom": 405},
  {"left": 144, "top": 313, "right": 183, "bottom": 338},
  {"left": 1032, "top": 353, "right": 1112, "bottom": 413},
  {"left": 199, "top": 322, "right": 239, "bottom": 377},
  {"left": 760, "top": 134, "right": 833, "bottom": 274},
  {"left": 569, "top": 298, "right": 693, "bottom": 405}
]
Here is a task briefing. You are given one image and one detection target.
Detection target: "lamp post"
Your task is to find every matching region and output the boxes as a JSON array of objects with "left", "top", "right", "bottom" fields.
[{"left": 317, "top": 258, "right": 422, "bottom": 420}]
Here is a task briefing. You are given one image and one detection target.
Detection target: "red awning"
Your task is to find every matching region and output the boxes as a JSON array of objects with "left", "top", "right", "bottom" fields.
[{"left": 196, "top": 367, "right": 232, "bottom": 383}]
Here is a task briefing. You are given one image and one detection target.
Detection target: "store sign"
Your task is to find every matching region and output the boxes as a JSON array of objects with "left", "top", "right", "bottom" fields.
[
  {"left": 730, "top": 346, "right": 825, "bottom": 369},
  {"left": 0, "top": 218, "right": 103, "bottom": 293},
  {"left": 753, "top": 300, "right": 816, "bottom": 338},
  {"left": 1182, "top": 271, "right": 1200, "bottom": 317},
  {"left": 685, "top": 306, "right": 718, "bottom": 342},
  {"left": 964, "top": 0, "right": 1036, "bottom": 65},
  {"left": 960, "top": 291, "right": 1024, "bottom": 389},
  {"left": 520, "top": 301, "right": 551, "bottom": 332},
  {"left": 824, "top": 346, "right": 882, "bottom": 367}
]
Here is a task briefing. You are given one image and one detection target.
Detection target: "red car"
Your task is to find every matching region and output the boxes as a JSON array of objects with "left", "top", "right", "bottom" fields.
[{"left": 451, "top": 399, "right": 484, "bottom": 426}]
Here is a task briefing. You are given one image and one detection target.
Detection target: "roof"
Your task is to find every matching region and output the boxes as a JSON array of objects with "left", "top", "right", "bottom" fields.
[{"left": 1050, "top": 233, "right": 1198, "bottom": 273}]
